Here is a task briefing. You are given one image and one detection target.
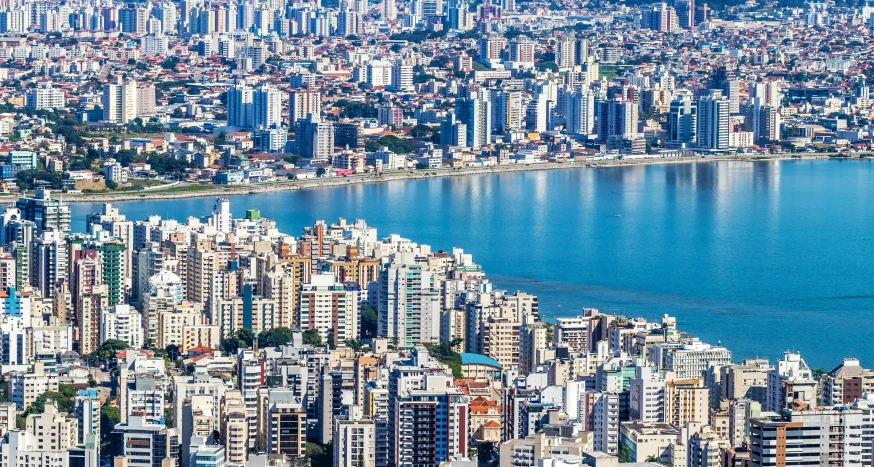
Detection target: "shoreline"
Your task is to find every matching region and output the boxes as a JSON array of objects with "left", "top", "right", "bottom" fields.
[{"left": 47, "top": 154, "right": 834, "bottom": 203}]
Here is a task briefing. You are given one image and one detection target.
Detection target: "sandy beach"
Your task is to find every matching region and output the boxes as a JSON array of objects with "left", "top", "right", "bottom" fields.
[{"left": 52, "top": 154, "right": 830, "bottom": 203}]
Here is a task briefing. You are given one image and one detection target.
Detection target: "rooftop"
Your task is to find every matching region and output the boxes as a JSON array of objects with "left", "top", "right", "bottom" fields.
[{"left": 460, "top": 353, "right": 502, "bottom": 369}]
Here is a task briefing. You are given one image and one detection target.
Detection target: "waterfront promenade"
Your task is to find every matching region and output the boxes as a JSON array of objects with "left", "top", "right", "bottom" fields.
[{"left": 51, "top": 153, "right": 833, "bottom": 203}]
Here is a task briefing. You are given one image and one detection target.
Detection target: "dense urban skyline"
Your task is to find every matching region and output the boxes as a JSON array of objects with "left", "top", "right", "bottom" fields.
[
  {"left": 0, "top": 194, "right": 871, "bottom": 467},
  {"left": 0, "top": 0, "right": 872, "bottom": 466}
]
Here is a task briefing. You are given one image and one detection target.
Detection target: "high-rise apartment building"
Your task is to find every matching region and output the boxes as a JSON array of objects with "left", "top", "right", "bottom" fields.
[
  {"left": 16, "top": 190, "right": 70, "bottom": 235},
  {"left": 766, "top": 351, "right": 817, "bottom": 413},
  {"left": 630, "top": 365, "right": 665, "bottom": 422},
  {"left": 228, "top": 85, "right": 282, "bottom": 129},
  {"left": 640, "top": 3, "right": 678, "bottom": 32},
  {"left": 696, "top": 90, "right": 730, "bottom": 150},
  {"left": 377, "top": 259, "right": 441, "bottom": 348},
  {"left": 555, "top": 32, "right": 588, "bottom": 69},
  {"left": 113, "top": 415, "right": 171, "bottom": 467},
  {"left": 490, "top": 89, "right": 523, "bottom": 133},
  {"left": 745, "top": 98, "right": 781, "bottom": 144},
  {"left": 102, "top": 77, "right": 138, "bottom": 124},
  {"left": 296, "top": 113, "right": 335, "bottom": 160},
  {"left": 456, "top": 98, "right": 492, "bottom": 148},
  {"left": 334, "top": 406, "right": 376, "bottom": 467},
  {"left": 25, "top": 83, "right": 64, "bottom": 110},
  {"left": 563, "top": 87, "right": 595, "bottom": 135},
  {"left": 298, "top": 274, "right": 359, "bottom": 347},
  {"left": 667, "top": 96, "right": 697, "bottom": 146},
  {"left": 598, "top": 97, "right": 639, "bottom": 142},
  {"left": 391, "top": 373, "right": 469, "bottom": 466},
  {"left": 289, "top": 88, "right": 321, "bottom": 125}
]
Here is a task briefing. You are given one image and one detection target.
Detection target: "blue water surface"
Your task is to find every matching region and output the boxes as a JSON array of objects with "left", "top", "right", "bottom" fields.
[{"left": 70, "top": 159, "right": 874, "bottom": 368}]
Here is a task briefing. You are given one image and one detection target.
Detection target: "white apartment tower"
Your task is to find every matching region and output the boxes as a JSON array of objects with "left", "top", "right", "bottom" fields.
[
  {"left": 564, "top": 87, "right": 595, "bottom": 135},
  {"left": 457, "top": 98, "right": 492, "bottom": 148},
  {"left": 696, "top": 90, "right": 730, "bottom": 150},
  {"left": 100, "top": 304, "right": 143, "bottom": 350},
  {"left": 377, "top": 259, "right": 441, "bottom": 348},
  {"left": 630, "top": 365, "right": 666, "bottom": 422},
  {"left": 289, "top": 89, "right": 321, "bottom": 125},
  {"left": 102, "top": 77, "right": 138, "bottom": 124},
  {"left": 766, "top": 351, "right": 817, "bottom": 413}
]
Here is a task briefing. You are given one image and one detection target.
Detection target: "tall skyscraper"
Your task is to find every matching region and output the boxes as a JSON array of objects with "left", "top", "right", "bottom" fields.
[
  {"left": 388, "top": 371, "right": 469, "bottom": 466},
  {"left": 746, "top": 98, "right": 781, "bottom": 144},
  {"left": 490, "top": 89, "right": 523, "bottom": 133},
  {"left": 227, "top": 84, "right": 254, "bottom": 128},
  {"left": 696, "top": 90, "right": 730, "bottom": 150},
  {"left": 711, "top": 67, "right": 740, "bottom": 114},
  {"left": 456, "top": 98, "right": 492, "bottom": 148},
  {"left": 298, "top": 274, "right": 359, "bottom": 347},
  {"left": 640, "top": 3, "right": 678, "bottom": 32},
  {"left": 440, "top": 114, "right": 467, "bottom": 147},
  {"left": 119, "top": 5, "right": 147, "bottom": 34},
  {"left": 555, "top": 32, "right": 588, "bottom": 69},
  {"left": 666, "top": 96, "right": 698, "bottom": 146},
  {"left": 675, "top": 0, "right": 694, "bottom": 28},
  {"left": 15, "top": 190, "right": 70, "bottom": 235},
  {"left": 377, "top": 259, "right": 441, "bottom": 348},
  {"left": 389, "top": 65, "right": 413, "bottom": 92},
  {"left": 382, "top": 0, "right": 396, "bottom": 20},
  {"left": 296, "top": 114, "right": 335, "bottom": 160},
  {"left": 597, "top": 97, "right": 639, "bottom": 142},
  {"left": 102, "top": 77, "right": 138, "bottom": 124},
  {"left": 253, "top": 85, "right": 282, "bottom": 129},
  {"left": 228, "top": 85, "right": 282, "bottom": 129},
  {"left": 563, "top": 87, "right": 595, "bottom": 135}
]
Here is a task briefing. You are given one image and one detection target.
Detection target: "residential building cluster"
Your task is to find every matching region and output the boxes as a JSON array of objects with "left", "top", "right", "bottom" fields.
[
  {"left": 0, "top": 0, "right": 870, "bottom": 192},
  {"left": 0, "top": 194, "right": 870, "bottom": 467}
]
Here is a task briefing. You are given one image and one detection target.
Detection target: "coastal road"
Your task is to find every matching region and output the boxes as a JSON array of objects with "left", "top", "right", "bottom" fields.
[{"left": 45, "top": 153, "right": 854, "bottom": 204}]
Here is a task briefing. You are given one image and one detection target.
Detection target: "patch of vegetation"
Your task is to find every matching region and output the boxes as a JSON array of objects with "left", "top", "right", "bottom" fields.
[
  {"left": 335, "top": 99, "right": 378, "bottom": 119},
  {"left": 369, "top": 135, "right": 416, "bottom": 155},
  {"left": 258, "top": 327, "right": 294, "bottom": 347},
  {"left": 361, "top": 303, "right": 378, "bottom": 338},
  {"left": 424, "top": 339, "right": 464, "bottom": 378},
  {"left": 220, "top": 329, "right": 254, "bottom": 355},
  {"left": 302, "top": 329, "right": 323, "bottom": 347}
]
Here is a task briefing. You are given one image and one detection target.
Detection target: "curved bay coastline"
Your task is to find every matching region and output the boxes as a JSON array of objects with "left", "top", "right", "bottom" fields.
[
  {"left": 53, "top": 153, "right": 830, "bottom": 203},
  {"left": 63, "top": 154, "right": 874, "bottom": 368}
]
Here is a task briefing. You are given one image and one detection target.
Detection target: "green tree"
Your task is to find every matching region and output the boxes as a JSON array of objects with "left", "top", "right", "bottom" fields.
[
  {"left": 345, "top": 338, "right": 365, "bottom": 353},
  {"left": 220, "top": 336, "right": 244, "bottom": 355},
  {"left": 306, "top": 442, "right": 333, "bottom": 467},
  {"left": 618, "top": 442, "right": 632, "bottom": 463},
  {"left": 360, "top": 303, "right": 378, "bottom": 338},
  {"left": 161, "top": 56, "right": 180, "bottom": 70},
  {"left": 237, "top": 329, "right": 254, "bottom": 348},
  {"left": 302, "top": 329, "right": 323, "bottom": 346},
  {"left": 258, "top": 327, "right": 294, "bottom": 347},
  {"left": 165, "top": 344, "right": 180, "bottom": 361},
  {"left": 100, "top": 403, "right": 121, "bottom": 457},
  {"left": 91, "top": 339, "right": 129, "bottom": 363},
  {"left": 535, "top": 61, "right": 559, "bottom": 72},
  {"left": 58, "top": 383, "right": 76, "bottom": 398},
  {"left": 423, "top": 340, "right": 464, "bottom": 378},
  {"left": 478, "top": 441, "right": 495, "bottom": 466},
  {"left": 376, "top": 135, "right": 416, "bottom": 154},
  {"left": 316, "top": 167, "right": 327, "bottom": 177}
]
